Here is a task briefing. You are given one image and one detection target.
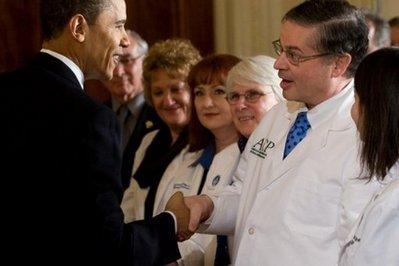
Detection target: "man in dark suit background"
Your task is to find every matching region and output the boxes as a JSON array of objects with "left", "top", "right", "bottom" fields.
[
  {"left": 103, "top": 30, "right": 162, "bottom": 189},
  {"left": 0, "top": 0, "right": 190, "bottom": 265}
]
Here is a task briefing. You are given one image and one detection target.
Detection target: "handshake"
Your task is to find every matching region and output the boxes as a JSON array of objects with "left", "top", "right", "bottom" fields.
[{"left": 165, "top": 191, "right": 214, "bottom": 242}]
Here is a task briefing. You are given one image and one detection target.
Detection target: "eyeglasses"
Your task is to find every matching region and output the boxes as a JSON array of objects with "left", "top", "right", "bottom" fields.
[
  {"left": 226, "top": 90, "right": 266, "bottom": 104},
  {"left": 272, "top": 39, "right": 331, "bottom": 65},
  {"left": 118, "top": 54, "right": 143, "bottom": 65}
]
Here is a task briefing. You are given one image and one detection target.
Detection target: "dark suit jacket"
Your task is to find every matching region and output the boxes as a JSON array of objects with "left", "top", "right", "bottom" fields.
[
  {"left": 0, "top": 53, "right": 179, "bottom": 265},
  {"left": 105, "top": 100, "right": 163, "bottom": 190}
]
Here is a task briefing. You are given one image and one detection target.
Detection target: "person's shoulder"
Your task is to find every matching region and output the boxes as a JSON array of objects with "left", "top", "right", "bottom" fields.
[
  {"left": 0, "top": 62, "right": 40, "bottom": 91},
  {"left": 2, "top": 55, "right": 80, "bottom": 99},
  {"left": 379, "top": 178, "right": 399, "bottom": 205},
  {"left": 212, "top": 142, "right": 241, "bottom": 167},
  {"left": 363, "top": 178, "right": 399, "bottom": 222},
  {"left": 0, "top": 66, "right": 25, "bottom": 81},
  {"left": 0, "top": 68, "right": 27, "bottom": 99},
  {"left": 219, "top": 142, "right": 241, "bottom": 156},
  {"left": 165, "top": 145, "right": 198, "bottom": 172},
  {"left": 181, "top": 145, "right": 202, "bottom": 164},
  {"left": 44, "top": 75, "right": 114, "bottom": 124}
]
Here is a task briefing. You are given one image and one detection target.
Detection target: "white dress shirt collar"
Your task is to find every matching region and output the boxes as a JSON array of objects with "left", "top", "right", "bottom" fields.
[
  {"left": 112, "top": 93, "right": 145, "bottom": 115},
  {"left": 40, "top": 48, "right": 85, "bottom": 89},
  {"left": 290, "top": 79, "right": 354, "bottom": 129}
]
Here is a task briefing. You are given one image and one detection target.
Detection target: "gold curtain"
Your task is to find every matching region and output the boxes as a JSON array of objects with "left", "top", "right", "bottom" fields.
[{"left": 213, "top": 0, "right": 398, "bottom": 57}]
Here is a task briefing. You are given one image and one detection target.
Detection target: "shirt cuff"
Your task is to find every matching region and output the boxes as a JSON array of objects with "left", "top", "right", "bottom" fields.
[{"left": 164, "top": 211, "right": 177, "bottom": 233}]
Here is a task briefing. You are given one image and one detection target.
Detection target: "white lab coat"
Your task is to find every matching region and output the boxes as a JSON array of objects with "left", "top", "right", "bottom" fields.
[
  {"left": 203, "top": 81, "right": 380, "bottom": 265},
  {"left": 121, "top": 130, "right": 241, "bottom": 265},
  {"left": 154, "top": 143, "right": 241, "bottom": 266},
  {"left": 154, "top": 142, "right": 241, "bottom": 213},
  {"left": 339, "top": 164, "right": 399, "bottom": 266},
  {"left": 121, "top": 129, "right": 158, "bottom": 223}
]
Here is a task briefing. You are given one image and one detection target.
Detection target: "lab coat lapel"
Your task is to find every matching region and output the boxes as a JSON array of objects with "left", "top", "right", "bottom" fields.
[
  {"left": 257, "top": 118, "right": 329, "bottom": 191},
  {"left": 207, "top": 144, "right": 240, "bottom": 190},
  {"left": 258, "top": 109, "right": 353, "bottom": 192},
  {"left": 152, "top": 147, "right": 199, "bottom": 215},
  {"left": 254, "top": 113, "right": 293, "bottom": 191}
]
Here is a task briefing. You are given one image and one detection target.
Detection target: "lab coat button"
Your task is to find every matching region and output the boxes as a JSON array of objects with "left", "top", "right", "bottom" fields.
[{"left": 248, "top": 227, "right": 255, "bottom": 235}]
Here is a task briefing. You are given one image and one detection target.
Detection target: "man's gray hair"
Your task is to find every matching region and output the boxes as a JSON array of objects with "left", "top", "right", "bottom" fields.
[
  {"left": 364, "top": 11, "right": 391, "bottom": 49},
  {"left": 126, "top": 30, "right": 148, "bottom": 56}
]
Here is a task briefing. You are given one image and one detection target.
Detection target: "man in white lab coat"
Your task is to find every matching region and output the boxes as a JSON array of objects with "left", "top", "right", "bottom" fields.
[{"left": 180, "top": 1, "right": 381, "bottom": 265}]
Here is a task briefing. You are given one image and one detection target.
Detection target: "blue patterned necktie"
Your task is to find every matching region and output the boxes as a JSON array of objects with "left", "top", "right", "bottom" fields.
[{"left": 283, "top": 111, "right": 311, "bottom": 159}]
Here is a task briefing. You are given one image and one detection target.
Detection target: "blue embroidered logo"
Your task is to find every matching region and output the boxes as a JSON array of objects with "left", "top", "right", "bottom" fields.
[
  {"left": 212, "top": 175, "right": 221, "bottom": 186},
  {"left": 173, "top": 183, "right": 191, "bottom": 190}
]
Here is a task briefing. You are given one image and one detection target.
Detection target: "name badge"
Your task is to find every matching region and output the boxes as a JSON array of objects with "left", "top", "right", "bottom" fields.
[{"left": 173, "top": 182, "right": 191, "bottom": 190}]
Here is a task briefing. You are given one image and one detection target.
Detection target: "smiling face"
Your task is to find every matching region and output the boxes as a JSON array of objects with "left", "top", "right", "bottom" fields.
[
  {"left": 150, "top": 69, "right": 191, "bottom": 132},
  {"left": 85, "top": 0, "right": 129, "bottom": 80},
  {"left": 274, "top": 21, "right": 336, "bottom": 108},
  {"left": 229, "top": 79, "right": 278, "bottom": 137},
  {"left": 194, "top": 83, "right": 235, "bottom": 135}
]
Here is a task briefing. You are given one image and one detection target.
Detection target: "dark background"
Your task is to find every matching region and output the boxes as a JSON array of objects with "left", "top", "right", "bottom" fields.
[{"left": 0, "top": 0, "right": 214, "bottom": 100}]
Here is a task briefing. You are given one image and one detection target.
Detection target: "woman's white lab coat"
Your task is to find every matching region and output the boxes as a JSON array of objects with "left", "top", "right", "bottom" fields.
[
  {"left": 155, "top": 143, "right": 241, "bottom": 266},
  {"left": 121, "top": 130, "right": 241, "bottom": 265},
  {"left": 339, "top": 164, "right": 399, "bottom": 266},
  {"left": 121, "top": 129, "right": 158, "bottom": 223}
]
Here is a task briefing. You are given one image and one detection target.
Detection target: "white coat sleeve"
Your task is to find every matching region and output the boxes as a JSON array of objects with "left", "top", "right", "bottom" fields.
[
  {"left": 337, "top": 150, "right": 380, "bottom": 247},
  {"left": 177, "top": 233, "right": 216, "bottom": 266},
  {"left": 120, "top": 130, "right": 158, "bottom": 223},
  {"left": 200, "top": 147, "right": 247, "bottom": 235},
  {"left": 340, "top": 189, "right": 399, "bottom": 266},
  {"left": 354, "top": 200, "right": 399, "bottom": 265}
]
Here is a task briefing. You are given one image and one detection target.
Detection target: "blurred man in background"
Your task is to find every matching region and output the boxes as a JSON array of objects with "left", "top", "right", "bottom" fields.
[
  {"left": 103, "top": 30, "right": 161, "bottom": 189},
  {"left": 364, "top": 11, "right": 391, "bottom": 53}
]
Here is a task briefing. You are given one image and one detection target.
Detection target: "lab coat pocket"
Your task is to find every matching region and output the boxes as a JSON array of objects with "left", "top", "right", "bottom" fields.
[{"left": 284, "top": 161, "right": 341, "bottom": 238}]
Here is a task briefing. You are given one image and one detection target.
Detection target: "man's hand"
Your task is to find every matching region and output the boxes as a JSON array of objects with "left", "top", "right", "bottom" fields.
[
  {"left": 184, "top": 195, "right": 214, "bottom": 233},
  {"left": 165, "top": 192, "right": 192, "bottom": 241}
]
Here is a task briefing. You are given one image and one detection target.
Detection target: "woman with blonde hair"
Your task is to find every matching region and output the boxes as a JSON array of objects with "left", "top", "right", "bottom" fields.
[{"left": 121, "top": 39, "right": 201, "bottom": 223}]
